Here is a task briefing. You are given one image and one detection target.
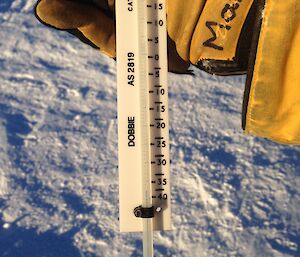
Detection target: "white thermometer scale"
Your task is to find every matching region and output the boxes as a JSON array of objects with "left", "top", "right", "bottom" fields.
[{"left": 116, "top": 0, "right": 171, "bottom": 256}]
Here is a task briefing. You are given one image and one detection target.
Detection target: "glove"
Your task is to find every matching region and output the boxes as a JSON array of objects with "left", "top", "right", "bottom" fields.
[
  {"left": 34, "top": 0, "right": 259, "bottom": 75},
  {"left": 168, "top": 0, "right": 300, "bottom": 144},
  {"left": 35, "top": 0, "right": 300, "bottom": 144}
]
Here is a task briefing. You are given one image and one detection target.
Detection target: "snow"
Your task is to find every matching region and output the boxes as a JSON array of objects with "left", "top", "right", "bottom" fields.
[{"left": 0, "top": 1, "right": 299, "bottom": 256}]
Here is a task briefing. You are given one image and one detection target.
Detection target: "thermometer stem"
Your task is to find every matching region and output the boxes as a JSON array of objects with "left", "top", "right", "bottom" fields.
[{"left": 137, "top": 1, "right": 154, "bottom": 256}]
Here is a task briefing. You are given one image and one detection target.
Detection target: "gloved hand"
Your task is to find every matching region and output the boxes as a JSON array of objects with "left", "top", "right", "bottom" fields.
[
  {"left": 34, "top": 0, "right": 258, "bottom": 75},
  {"left": 35, "top": 0, "right": 300, "bottom": 144}
]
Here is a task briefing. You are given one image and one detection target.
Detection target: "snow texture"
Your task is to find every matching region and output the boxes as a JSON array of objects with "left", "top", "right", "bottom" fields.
[{"left": 0, "top": 1, "right": 299, "bottom": 256}]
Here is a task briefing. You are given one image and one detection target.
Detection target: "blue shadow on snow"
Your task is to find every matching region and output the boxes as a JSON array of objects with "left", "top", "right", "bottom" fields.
[
  {"left": 0, "top": 104, "right": 32, "bottom": 146},
  {"left": 200, "top": 147, "right": 237, "bottom": 166},
  {"left": 0, "top": 1, "right": 12, "bottom": 13},
  {"left": 0, "top": 222, "right": 82, "bottom": 257}
]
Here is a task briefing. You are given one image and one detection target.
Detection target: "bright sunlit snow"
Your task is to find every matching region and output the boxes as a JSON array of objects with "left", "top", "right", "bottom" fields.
[{"left": 0, "top": 1, "right": 299, "bottom": 256}]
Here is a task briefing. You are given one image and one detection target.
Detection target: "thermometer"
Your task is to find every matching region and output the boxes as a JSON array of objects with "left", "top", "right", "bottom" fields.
[{"left": 116, "top": 0, "right": 171, "bottom": 256}]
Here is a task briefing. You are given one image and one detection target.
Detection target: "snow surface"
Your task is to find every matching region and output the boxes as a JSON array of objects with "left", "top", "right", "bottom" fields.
[{"left": 0, "top": 1, "right": 299, "bottom": 256}]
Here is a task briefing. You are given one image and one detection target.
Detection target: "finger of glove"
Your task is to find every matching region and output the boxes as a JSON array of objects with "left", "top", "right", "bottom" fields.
[
  {"left": 36, "top": 0, "right": 98, "bottom": 28},
  {"left": 167, "top": 0, "right": 206, "bottom": 63},
  {"left": 36, "top": 0, "right": 115, "bottom": 57}
]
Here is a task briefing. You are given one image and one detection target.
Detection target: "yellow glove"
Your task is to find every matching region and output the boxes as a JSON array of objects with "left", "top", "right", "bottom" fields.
[
  {"left": 167, "top": 0, "right": 300, "bottom": 144},
  {"left": 35, "top": 0, "right": 300, "bottom": 144}
]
